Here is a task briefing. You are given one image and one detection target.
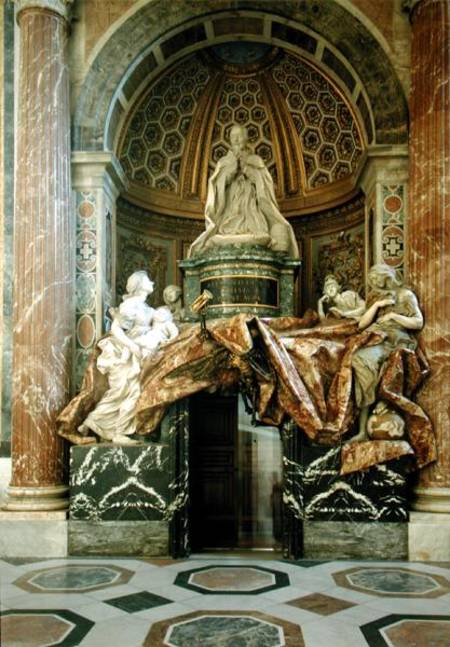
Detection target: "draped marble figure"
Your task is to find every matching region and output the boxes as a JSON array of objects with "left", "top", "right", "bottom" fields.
[
  {"left": 73, "top": 271, "right": 178, "bottom": 444},
  {"left": 351, "top": 264, "right": 424, "bottom": 442},
  {"left": 317, "top": 274, "right": 365, "bottom": 321},
  {"left": 188, "top": 124, "right": 299, "bottom": 258},
  {"left": 58, "top": 265, "right": 435, "bottom": 475}
]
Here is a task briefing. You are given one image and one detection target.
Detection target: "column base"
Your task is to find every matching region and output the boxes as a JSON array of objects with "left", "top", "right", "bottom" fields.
[
  {"left": 0, "top": 510, "right": 68, "bottom": 558},
  {"left": 3, "top": 485, "right": 69, "bottom": 511},
  {"left": 409, "top": 511, "right": 450, "bottom": 561},
  {"left": 412, "top": 487, "right": 450, "bottom": 513}
]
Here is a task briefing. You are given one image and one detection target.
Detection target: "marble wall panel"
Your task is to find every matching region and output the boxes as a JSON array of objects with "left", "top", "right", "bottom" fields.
[
  {"left": 70, "top": 443, "right": 172, "bottom": 522},
  {"left": 166, "top": 400, "right": 190, "bottom": 557},
  {"left": 75, "top": 191, "right": 98, "bottom": 390},
  {"left": 116, "top": 198, "right": 203, "bottom": 304},
  {"left": 284, "top": 436, "right": 410, "bottom": 524},
  {"left": 82, "top": 0, "right": 138, "bottom": 64},
  {"left": 292, "top": 195, "right": 365, "bottom": 312},
  {"left": 381, "top": 184, "right": 405, "bottom": 279}
]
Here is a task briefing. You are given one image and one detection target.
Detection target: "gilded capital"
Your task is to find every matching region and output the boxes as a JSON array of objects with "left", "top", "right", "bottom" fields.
[{"left": 14, "top": 0, "right": 74, "bottom": 20}]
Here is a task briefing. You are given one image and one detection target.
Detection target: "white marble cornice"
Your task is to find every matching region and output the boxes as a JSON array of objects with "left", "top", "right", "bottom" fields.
[{"left": 14, "top": 0, "right": 74, "bottom": 20}]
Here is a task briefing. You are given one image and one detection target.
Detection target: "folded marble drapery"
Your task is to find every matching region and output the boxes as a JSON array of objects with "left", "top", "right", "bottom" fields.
[{"left": 57, "top": 314, "right": 436, "bottom": 474}]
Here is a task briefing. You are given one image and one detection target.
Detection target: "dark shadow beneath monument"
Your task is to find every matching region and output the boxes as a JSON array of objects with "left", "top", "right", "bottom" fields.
[{"left": 189, "top": 392, "right": 283, "bottom": 553}]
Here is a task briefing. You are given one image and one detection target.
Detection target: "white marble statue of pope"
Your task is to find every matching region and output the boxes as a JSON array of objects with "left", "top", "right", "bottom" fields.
[{"left": 188, "top": 124, "right": 299, "bottom": 258}]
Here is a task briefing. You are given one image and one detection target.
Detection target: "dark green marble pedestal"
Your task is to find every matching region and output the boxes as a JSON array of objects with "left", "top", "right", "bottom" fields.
[
  {"left": 180, "top": 245, "right": 301, "bottom": 319},
  {"left": 68, "top": 443, "right": 172, "bottom": 556}
]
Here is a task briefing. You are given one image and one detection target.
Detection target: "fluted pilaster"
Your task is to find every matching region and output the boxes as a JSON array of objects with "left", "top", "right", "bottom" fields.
[
  {"left": 407, "top": 0, "right": 450, "bottom": 510},
  {"left": 5, "top": 0, "right": 74, "bottom": 510}
]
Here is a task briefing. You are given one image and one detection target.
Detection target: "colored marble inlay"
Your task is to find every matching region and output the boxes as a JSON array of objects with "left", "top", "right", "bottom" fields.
[
  {"left": 381, "top": 184, "right": 405, "bottom": 275},
  {"left": 0, "top": 609, "right": 94, "bottom": 647},
  {"left": 334, "top": 567, "right": 450, "bottom": 598},
  {"left": 287, "top": 592, "right": 356, "bottom": 615},
  {"left": 166, "top": 615, "right": 283, "bottom": 647},
  {"left": 75, "top": 191, "right": 98, "bottom": 389},
  {"left": 189, "top": 567, "right": 275, "bottom": 592},
  {"left": 285, "top": 441, "right": 409, "bottom": 524},
  {"left": 144, "top": 610, "right": 304, "bottom": 647},
  {"left": 361, "top": 614, "right": 450, "bottom": 647},
  {"left": 383, "top": 619, "right": 450, "bottom": 647},
  {"left": 14, "top": 564, "right": 134, "bottom": 593},
  {"left": 105, "top": 590, "right": 172, "bottom": 613},
  {"left": 175, "top": 565, "right": 289, "bottom": 594},
  {"left": 70, "top": 444, "right": 171, "bottom": 522}
]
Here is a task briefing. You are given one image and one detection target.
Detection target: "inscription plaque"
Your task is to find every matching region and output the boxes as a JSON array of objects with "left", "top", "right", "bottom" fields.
[{"left": 200, "top": 275, "right": 279, "bottom": 309}]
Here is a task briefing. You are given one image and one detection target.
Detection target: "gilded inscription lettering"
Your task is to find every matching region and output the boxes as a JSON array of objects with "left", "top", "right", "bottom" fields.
[{"left": 201, "top": 275, "right": 279, "bottom": 308}]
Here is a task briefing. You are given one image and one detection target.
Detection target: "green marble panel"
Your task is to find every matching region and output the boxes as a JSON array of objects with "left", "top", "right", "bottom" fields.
[
  {"left": 68, "top": 520, "right": 169, "bottom": 556},
  {"left": 180, "top": 245, "right": 300, "bottom": 318}
]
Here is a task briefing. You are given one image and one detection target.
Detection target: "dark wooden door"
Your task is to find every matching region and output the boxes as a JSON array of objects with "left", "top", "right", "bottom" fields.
[{"left": 189, "top": 393, "right": 238, "bottom": 550}]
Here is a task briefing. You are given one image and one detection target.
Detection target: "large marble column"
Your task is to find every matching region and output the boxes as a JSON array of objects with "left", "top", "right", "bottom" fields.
[
  {"left": 4, "top": 0, "right": 74, "bottom": 511},
  {"left": 406, "top": 0, "right": 450, "bottom": 558}
]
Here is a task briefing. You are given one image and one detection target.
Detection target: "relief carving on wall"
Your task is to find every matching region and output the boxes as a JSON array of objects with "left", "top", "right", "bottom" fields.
[
  {"left": 116, "top": 230, "right": 169, "bottom": 307},
  {"left": 313, "top": 228, "right": 365, "bottom": 304}
]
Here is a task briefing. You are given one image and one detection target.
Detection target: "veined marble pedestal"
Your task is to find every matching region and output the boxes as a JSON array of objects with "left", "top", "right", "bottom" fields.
[
  {"left": 180, "top": 245, "right": 301, "bottom": 319},
  {"left": 68, "top": 443, "right": 173, "bottom": 556}
]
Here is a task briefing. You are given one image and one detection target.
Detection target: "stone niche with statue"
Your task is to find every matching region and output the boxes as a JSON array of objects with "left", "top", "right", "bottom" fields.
[
  {"left": 179, "top": 124, "right": 301, "bottom": 319},
  {"left": 58, "top": 123, "right": 436, "bottom": 561}
]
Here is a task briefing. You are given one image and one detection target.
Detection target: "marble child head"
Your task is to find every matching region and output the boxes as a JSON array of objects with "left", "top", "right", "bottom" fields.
[{"left": 163, "top": 284, "right": 182, "bottom": 305}]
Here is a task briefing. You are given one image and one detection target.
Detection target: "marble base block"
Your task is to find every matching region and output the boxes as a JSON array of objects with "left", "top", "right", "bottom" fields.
[
  {"left": 408, "top": 512, "right": 450, "bottom": 561},
  {"left": 303, "top": 521, "right": 408, "bottom": 560},
  {"left": 68, "top": 520, "right": 169, "bottom": 556},
  {"left": 0, "top": 511, "right": 68, "bottom": 557},
  {"left": 70, "top": 443, "right": 171, "bottom": 521}
]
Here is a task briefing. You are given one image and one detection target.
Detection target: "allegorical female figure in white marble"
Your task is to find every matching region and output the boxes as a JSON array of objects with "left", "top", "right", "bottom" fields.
[
  {"left": 351, "top": 263, "right": 424, "bottom": 441},
  {"left": 78, "top": 271, "right": 178, "bottom": 444}
]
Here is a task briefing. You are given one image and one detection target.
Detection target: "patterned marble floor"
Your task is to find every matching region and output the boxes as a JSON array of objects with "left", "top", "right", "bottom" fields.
[{"left": 1, "top": 555, "right": 449, "bottom": 646}]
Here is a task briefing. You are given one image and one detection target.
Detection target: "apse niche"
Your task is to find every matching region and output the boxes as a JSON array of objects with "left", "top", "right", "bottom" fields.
[{"left": 115, "top": 41, "right": 367, "bottom": 311}]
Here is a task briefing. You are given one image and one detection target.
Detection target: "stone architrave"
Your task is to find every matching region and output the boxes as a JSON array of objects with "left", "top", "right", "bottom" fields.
[
  {"left": 406, "top": 0, "right": 450, "bottom": 552},
  {"left": 4, "top": 0, "right": 74, "bottom": 511}
]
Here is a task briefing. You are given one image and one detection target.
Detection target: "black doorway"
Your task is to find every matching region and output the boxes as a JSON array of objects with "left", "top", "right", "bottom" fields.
[{"left": 189, "top": 392, "right": 283, "bottom": 551}]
